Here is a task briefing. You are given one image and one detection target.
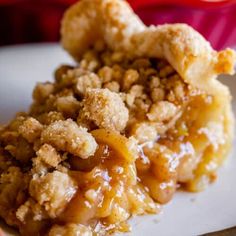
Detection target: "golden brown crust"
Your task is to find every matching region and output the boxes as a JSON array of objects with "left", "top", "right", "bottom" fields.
[
  {"left": 61, "top": 0, "right": 145, "bottom": 61},
  {"left": 61, "top": 2, "right": 235, "bottom": 166},
  {"left": 61, "top": 0, "right": 235, "bottom": 192},
  {"left": 61, "top": 0, "right": 235, "bottom": 95}
]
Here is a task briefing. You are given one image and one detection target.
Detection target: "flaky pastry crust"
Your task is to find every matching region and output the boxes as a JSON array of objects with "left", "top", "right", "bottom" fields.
[
  {"left": 61, "top": 0, "right": 235, "bottom": 189},
  {"left": 61, "top": 0, "right": 235, "bottom": 92}
]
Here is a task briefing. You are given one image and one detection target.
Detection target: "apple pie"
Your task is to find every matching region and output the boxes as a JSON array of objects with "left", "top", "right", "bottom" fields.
[{"left": 0, "top": 0, "right": 235, "bottom": 235}]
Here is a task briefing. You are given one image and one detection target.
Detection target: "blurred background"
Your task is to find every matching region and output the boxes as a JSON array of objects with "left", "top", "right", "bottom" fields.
[{"left": 0, "top": 0, "right": 236, "bottom": 50}]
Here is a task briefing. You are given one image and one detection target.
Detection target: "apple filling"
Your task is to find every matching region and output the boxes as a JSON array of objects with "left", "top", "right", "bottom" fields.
[{"left": 0, "top": 45, "right": 232, "bottom": 235}]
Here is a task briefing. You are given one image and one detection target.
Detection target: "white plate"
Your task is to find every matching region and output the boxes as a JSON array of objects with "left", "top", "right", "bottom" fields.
[{"left": 0, "top": 44, "right": 235, "bottom": 236}]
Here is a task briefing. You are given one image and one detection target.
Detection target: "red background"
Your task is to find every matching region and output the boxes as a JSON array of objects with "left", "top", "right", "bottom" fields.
[{"left": 0, "top": 0, "right": 236, "bottom": 50}]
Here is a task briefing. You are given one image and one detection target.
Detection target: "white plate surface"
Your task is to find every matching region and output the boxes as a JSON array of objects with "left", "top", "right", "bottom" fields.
[{"left": 0, "top": 44, "right": 235, "bottom": 236}]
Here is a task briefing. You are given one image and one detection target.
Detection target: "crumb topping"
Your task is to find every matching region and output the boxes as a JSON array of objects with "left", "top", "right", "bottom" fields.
[
  {"left": 41, "top": 119, "right": 97, "bottom": 159},
  {"left": 79, "top": 88, "right": 129, "bottom": 132}
]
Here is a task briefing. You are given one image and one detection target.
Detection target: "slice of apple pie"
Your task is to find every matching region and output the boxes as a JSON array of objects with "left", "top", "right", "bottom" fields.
[{"left": 0, "top": 0, "right": 235, "bottom": 235}]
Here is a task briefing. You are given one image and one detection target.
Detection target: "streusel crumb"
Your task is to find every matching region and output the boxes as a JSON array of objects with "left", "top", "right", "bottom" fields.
[
  {"left": 79, "top": 88, "right": 129, "bottom": 132},
  {"left": 29, "top": 171, "right": 77, "bottom": 218},
  {"left": 41, "top": 119, "right": 97, "bottom": 159},
  {"left": 19, "top": 117, "right": 43, "bottom": 143},
  {"left": 48, "top": 223, "right": 92, "bottom": 236}
]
